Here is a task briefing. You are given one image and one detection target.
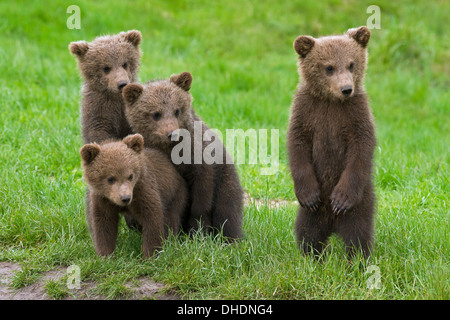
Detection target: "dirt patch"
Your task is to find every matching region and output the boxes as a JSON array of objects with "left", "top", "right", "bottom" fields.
[
  {"left": 125, "top": 278, "right": 179, "bottom": 300},
  {"left": 244, "top": 193, "right": 298, "bottom": 209},
  {"left": 0, "top": 262, "right": 21, "bottom": 299},
  {"left": 0, "top": 262, "right": 178, "bottom": 300}
]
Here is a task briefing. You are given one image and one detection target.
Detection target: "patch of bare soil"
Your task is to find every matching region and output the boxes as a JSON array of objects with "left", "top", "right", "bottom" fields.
[
  {"left": 244, "top": 193, "right": 298, "bottom": 209},
  {"left": 0, "top": 262, "right": 179, "bottom": 300}
]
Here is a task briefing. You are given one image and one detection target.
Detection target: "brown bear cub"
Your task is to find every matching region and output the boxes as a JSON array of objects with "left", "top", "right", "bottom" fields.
[
  {"left": 70, "top": 30, "right": 143, "bottom": 230},
  {"left": 122, "top": 72, "right": 244, "bottom": 240},
  {"left": 80, "top": 134, "right": 187, "bottom": 258},
  {"left": 69, "top": 30, "right": 142, "bottom": 144},
  {"left": 288, "top": 26, "right": 376, "bottom": 258}
]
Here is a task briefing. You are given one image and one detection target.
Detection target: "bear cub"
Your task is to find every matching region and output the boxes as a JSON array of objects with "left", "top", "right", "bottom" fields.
[
  {"left": 69, "top": 30, "right": 142, "bottom": 144},
  {"left": 122, "top": 72, "right": 244, "bottom": 240},
  {"left": 70, "top": 30, "right": 143, "bottom": 230},
  {"left": 288, "top": 26, "right": 376, "bottom": 258},
  {"left": 80, "top": 134, "right": 187, "bottom": 258}
]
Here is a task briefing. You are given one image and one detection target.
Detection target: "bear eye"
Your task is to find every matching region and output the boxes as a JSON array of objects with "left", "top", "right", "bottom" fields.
[
  {"left": 152, "top": 112, "right": 161, "bottom": 121},
  {"left": 325, "top": 65, "right": 334, "bottom": 75},
  {"left": 128, "top": 174, "right": 133, "bottom": 181},
  {"left": 103, "top": 66, "right": 111, "bottom": 74},
  {"left": 107, "top": 177, "right": 116, "bottom": 184},
  {"left": 122, "top": 62, "right": 128, "bottom": 69},
  {"left": 174, "top": 109, "right": 180, "bottom": 117},
  {"left": 349, "top": 62, "right": 354, "bottom": 72}
]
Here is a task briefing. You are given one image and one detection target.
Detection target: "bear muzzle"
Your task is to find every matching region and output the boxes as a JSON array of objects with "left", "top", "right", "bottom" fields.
[
  {"left": 117, "top": 81, "right": 128, "bottom": 92},
  {"left": 120, "top": 194, "right": 131, "bottom": 205},
  {"left": 341, "top": 85, "right": 353, "bottom": 97},
  {"left": 110, "top": 182, "right": 134, "bottom": 206},
  {"left": 161, "top": 119, "right": 180, "bottom": 141}
]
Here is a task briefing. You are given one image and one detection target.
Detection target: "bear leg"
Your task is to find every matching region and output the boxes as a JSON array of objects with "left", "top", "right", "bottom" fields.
[
  {"left": 335, "top": 192, "right": 375, "bottom": 259},
  {"left": 164, "top": 185, "right": 188, "bottom": 236},
  {"left": 89, "top": 195, "right": 120, "bottom": 256},
  {"left": 211, "top": 165, "right": 243, "bottom": 240},
  {"left": 132, "top": 190, "right": 165, "bottom": 258},
  {"left": 295, "top": 206, "right": 332, "bottom": 256}
]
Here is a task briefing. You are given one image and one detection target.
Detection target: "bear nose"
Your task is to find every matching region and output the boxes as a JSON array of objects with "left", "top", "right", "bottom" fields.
[
  {"left": 117, "top": 81, "right": 128, "bottom": 91},
  {"left": 120, "top": 195, "right": 131, "bottom": 204},
  {"left": 341, "top": 86, "right": 353, "bottom": 97}
]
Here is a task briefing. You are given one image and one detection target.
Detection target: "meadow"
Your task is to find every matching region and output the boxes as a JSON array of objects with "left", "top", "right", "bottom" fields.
[{"left": 0, "top": 0, "right": 448, "bottom": 299}]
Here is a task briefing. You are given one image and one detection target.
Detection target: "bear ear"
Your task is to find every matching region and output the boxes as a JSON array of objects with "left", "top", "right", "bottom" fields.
[
  {"left": 123, "top": 134, "right": 144, "bottom": 153},
  {"left": 347, "top": 26, "right": 371, "bottom": 48},
  {"left": 80, "top": 144, "right": 100, "bottom": 164},
  {"left": 69, "top": 41, "right": 89, "bottom": 58},
  {"left": 121, "top": 30, "right": 142, "bottom": 48},
  {"left": 293, "top": 36, "right": 315, "bottom": 58},
  {"left": 170, "top": 71, "right": 193, "bottom": 91},
  {"left": 122, "top": 83, "right": 144, "bottom": 105}
]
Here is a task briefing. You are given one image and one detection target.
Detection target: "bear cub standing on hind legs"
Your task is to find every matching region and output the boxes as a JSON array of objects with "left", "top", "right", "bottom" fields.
[
  {"left": 288, "top": 26, "right": 376, "bottom": 258},
  {"left": 122, "top": 72, "right": 244, "bottom": 241},
  {"left": 80, "top": 134, "right": 187, "bottom": 258},
  {"left": 69, "top": 30, "right": 142, "bottom": 144}
]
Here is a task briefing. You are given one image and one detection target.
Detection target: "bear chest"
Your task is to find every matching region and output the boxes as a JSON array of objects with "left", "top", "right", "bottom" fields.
[{"left": 310, "top": 109, "right": 351, "bottom": 186}]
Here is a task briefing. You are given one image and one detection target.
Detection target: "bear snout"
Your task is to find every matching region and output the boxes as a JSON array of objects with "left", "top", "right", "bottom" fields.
[
  {"left": 120, "top": 194, "right": 131, "bottom": 205},
  {"left": 117, "top": 81, "right": 128, "bottom": 92},
  {"left": 161, "top": 119, "right": 180, "bottom": 141},
  {"left": 115, "top": 182, "right": 133, "bottom": 206},
  {"left": 341, "top": 85, "right": 353, "bottom": 97}
]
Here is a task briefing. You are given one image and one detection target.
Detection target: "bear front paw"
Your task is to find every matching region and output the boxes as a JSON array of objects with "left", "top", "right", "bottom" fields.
[
  {"left": 296, "top": 187, "right": 321, "bottom": 212},
  {"left": 330, "top": 187, "right": 358, "bottom": 215}
]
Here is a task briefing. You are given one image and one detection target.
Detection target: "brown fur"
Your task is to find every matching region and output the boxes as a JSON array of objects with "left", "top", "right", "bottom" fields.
[
  {"left": 122, "top": 72, "right": 244, "bottom": 240},
  {"left": 69, "top": 30, "right": 142, "bottom": 144},
  {"left": 80, "top": 134, "right": 187, "bottom": 258},
  {"left": 70, "top": 30, "right": 143, "bottom": 230},
  {"left": 288, "top": 26, "right": 376, "bottom": 258}
]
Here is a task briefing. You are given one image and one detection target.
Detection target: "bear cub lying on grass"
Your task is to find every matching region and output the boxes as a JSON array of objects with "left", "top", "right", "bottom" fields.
[
  {"left": 288, "top": 26, "right": 376, "bottom": 258},
  {"left": 80, "top": 134, "right": 187, "bottom": 258},
  {"left": 122, "top": 72, "right": 244, "bottom": 241}
]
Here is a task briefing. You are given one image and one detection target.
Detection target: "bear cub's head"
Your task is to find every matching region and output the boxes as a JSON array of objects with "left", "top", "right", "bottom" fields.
[
  {"left": 69, "top": 30, "right": 142, "bottom": 93},
  {"left": 294, "top": 26, "right": 370, "bottom": 100},
  {"left": 80, "top": 134, "right": 144, "bottom": 206},
  {"left": 122, "top": 72, "right": 194, "bottom": 148}
]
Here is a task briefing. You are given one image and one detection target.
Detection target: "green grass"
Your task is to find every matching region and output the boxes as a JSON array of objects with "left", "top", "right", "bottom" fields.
[{"left": 0, "top": 0, "right": 448, "bottom": 299}]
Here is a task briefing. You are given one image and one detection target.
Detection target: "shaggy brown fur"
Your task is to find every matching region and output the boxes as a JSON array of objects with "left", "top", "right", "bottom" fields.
[
  {"left": 288, "top": 26, "right": 376, "bottom": 258},
  {"left": 70, "top": 30, "right": 143, "bottom": 230},
  {"left": 80, "top": 134, "right": 187, "bottom": 258},
  {"left": 122, "top": 72, "right": 244, "bottom": 240},
  {"left": 69, "top": 30, "right": 142, "bottom": 144}
]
